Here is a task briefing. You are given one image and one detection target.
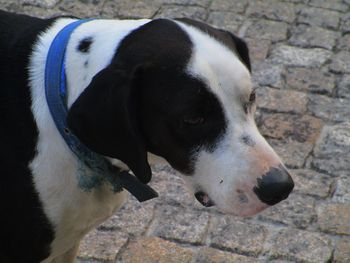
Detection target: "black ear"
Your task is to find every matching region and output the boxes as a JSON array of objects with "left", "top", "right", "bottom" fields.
[
  {"left": 222, "top": 30, "right": 251, "bottom": 72},
  {"left": 67, "top": 65, "right": 152, "bottom": 184}
]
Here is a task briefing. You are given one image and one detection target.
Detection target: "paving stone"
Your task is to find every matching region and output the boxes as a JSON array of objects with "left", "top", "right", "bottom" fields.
[
  {"left": 155, "top": 5, "right": 207, "bottom": 21},
  {"left": 312, "top": 123, "right": 350, "bottom": 175},
  {"left": 289, "top": 25, "right": 339, "bottom": 50},
  {"left": 337, "top": 34, "right": 350, "bottom": 51},
  {"left": 151, "top": 205, "right": 210, "bottom": 244},
  {"left": 245, "top": 19, "right": 288, "bottom": 42},
  {"left": 195, "top": 247, "right": 259, "bottom": 263},
  {"left": 268, "top": 138, "right": 313, "bottom": 168},
  {"left": 78, "top": 229, "right": 128, "bottom": 261},
  {"left": 337, "top": 75, "right": 350, "bottom": 99},
  {"left": 256, "top": 87, "right": 307, "bottom": 114},
  {"left": 13, "top": 5, "right": 65, "bottom": 18},
  {"left": 247, "top": 0, "right": 296, "bottom": 23},
  {"left": 252, "top": 62, "right": 284, "bottom": 88},
  {"left": 329, "top": 51, "right": 350, "bottom": 73},
  {"left": 334, "top": 237, "right": 350, "bottom": 263},
  {"left": 308, "top": 0, "right": 349, "bottom": 11},
  {"left": 246, "top": 38, "right": 271, "bottom": 62},
  {"left": 207, "top": 12, "right": 244, "bottom": 33},
  {"left": 209, "top": 216, "right": 268, "bottom": 256},
  {"left": 308, "top": 94, "right": 350, "bottom": 123},
  {"left": 269, "top": 45, "right": 332, "bottom": 67},
  {"left": 161, "top": 0, "right": 210, "bottom": 7},
  {"left": 150, "top": 169, "right": 195, "bottom": 207},
  {"left": 21, "top": 0, "right": 59, "bottom": 8},
  {"left": 258, "top": 194, "right": 317, "bottom": 229},
  {"left": 209, "top": 0, "right": 248, "bottom": 13},
  {"left": 101, "top": 0, "right": 160, "bottom": 19},
  {"left": 342, "top": 14, "right": 350, "bottom": 33},
  {"left": 99, "top": 197, "right": 155, "bottom": 236},
  {"left": 298, "top": 7, "right": 341, "bottom": 30},
  {"left": 285, "top": 67, "right": 335, "bottom": 95},
  {"left": 333, "top": 173, "right": 350, "bottom": 203},
  {"left": 58, "top": 0, "right": 104, "bottom": 18},
  {"left": 117, "top": 237, "right": 194, "bottom": 263},
  {"left": 260, "top": 113, "right": 323, "bottom": 143},
  {"left": 317, "top": 203, "right": 350, "bottom": 235},
  {"left": 291, "top": 169, "right": 333, "bottom": 198},
  {"left": 265, "top": 229, "right": 333, "bottom": 263}
]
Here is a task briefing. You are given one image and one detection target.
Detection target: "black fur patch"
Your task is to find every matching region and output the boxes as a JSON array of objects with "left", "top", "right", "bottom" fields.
[
  {"left": 0, "top": 10, "right": 55, "bottom": 262},
  {"left": 77, "top": 37, "right": 93, "bottom": 53},
  {"left": 176, "top": 18, "right": 251, "bottom": 71},
  {"left": 68, "top": 19, "right": 227, "bottom": 176}
]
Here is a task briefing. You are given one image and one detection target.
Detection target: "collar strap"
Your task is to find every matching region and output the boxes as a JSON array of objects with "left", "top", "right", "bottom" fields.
[{"left": 44, "top": 19, "right": 158, "bottom": 202}]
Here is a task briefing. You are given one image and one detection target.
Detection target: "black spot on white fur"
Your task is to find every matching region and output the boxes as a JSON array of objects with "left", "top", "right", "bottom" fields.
[{"left": 77, "top": 37, "right": 93, "bottom": 53}]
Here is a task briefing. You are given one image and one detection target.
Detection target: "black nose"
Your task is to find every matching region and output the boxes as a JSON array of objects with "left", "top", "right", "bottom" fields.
[{"left": 253, "top": 165, "right": 294, "bottom": 205}]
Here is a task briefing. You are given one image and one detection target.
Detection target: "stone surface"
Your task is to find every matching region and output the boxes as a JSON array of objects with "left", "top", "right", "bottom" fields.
[
  {"left": 298, "top": 7, "right": 341, "bottom": 29},
  {"left": 22, "top": 0, "right": 59, "bottom": 8},
  {"left": 209, "top": 216, "right": 268, "bottom": 256},
  {"left": 329, "top": 51, "right": 350, "bottom": 73},
  {"left": 99, "top": 197, "right": 155, "bottom": 236},
  {"left": 155, "top": 5, "right": 207, "bottom": 21},
  {"left": 247, "top": 0, "right": 296, "bottom": 23},
  {"left": 101, "top": 0, "right": 160, "bottom": 19},
  {"left": 308, "top": 94, "right": 350, "bottom": 123},
  {"left": 334, "top": 237, "right": 350, "bottom": 263},
  {"left": 252, "top": 62, "right": 284, "bottom": 88},
  {"left": 333, "top": 174, "right": 350, "bottom": 203},
  {"left": 195, "top": 247, "right": 259, "bottom": 263},
  {"left": 256, "top": 87, "right": 307, "bottom": 114},
  {"left": 337, "top": 34, "right": 350, "bottom": 51},
  {"left": 245, "top": 20, "right": 288, "bottom": 42},
  {"left": 117, "top": 237, "right": 194, "bottom": 263},
  {"left": 308, "top": 0, "right": 349, "bottom": 11},
  {"left": 285, "top": 67, "right": 335, "bottom": 95},
  {"left": 317, "top": 203, "right": 350, "bottom": 235},
  {"left": 246, "top": 38, "right": 271, "bottom": 62},
  {"left": 337, "top": 74, "right": 350, "bottom": 99},
  {"left": 207, "top": 12, "right": 244, "bottom": 32},
  {"left": 209, "top": 0, "right": 248, "bottom": 13},
  {"left": 258, "top": 194, "right": 317, "bottom": 229},
  {"left": 268, "top": 139, "right": 313, "bottom": 168},
  {"left": 78, "top": 229, "right": 128, "bottom": 261},
  {"left": 58, "top": 0, "right": 105, "bottom": 18},
  {"left": 260, "top": 113, "right": 323, "bottom": 143},
  {"left": 265, "top": 229, "right": 333, "bottom": 263},
  {"left": 289, "top": 25, "right": 339, "bottom": 50},
  {"left": 269, "top": 45, "right": 332, "bottom": 67},
  {"left": 291, "top": 169, "right": 333, "bottom": 198},
  {"left": 151, "top": 205, "right": 210, "bottom": 244},
  {"left": 312, "top": 122, "right": 350, "bottom": 175}
]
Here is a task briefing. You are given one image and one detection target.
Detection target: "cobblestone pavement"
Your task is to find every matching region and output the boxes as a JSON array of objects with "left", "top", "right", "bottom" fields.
[{"left": 2, "top": 0, "right": 350, "bottom": 262}]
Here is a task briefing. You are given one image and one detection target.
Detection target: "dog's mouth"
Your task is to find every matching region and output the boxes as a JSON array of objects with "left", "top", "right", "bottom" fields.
[{"left": 194, "top": 191, "right": 215, "bottom": 207}]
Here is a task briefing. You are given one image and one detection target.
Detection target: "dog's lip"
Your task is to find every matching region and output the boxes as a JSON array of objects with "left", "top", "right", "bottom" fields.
[{"left": 194, "top": 191, "right": 215, "bottom": 207}]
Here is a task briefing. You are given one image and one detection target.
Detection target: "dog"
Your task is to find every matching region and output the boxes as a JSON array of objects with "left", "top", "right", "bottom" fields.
[{"left": 0, "top": 10, "right": 294, "bottom": 263}]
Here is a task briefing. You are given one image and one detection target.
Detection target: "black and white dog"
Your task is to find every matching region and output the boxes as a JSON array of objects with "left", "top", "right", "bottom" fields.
[{"left": 0, "top": 10, "right": 294, "bottom": 263}]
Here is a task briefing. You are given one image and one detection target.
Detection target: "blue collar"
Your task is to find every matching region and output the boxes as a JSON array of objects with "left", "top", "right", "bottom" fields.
[{"left": 44, "top": 19, "right": 158, "bottom": 202}]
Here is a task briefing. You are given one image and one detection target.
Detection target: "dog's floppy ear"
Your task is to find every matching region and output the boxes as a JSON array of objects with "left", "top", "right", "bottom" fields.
[
  {"left": 67, "top": 65, "right": 151, "bottom": 183},
  {"left": 222, "top": 30, "right": 251, "bottom": 72}
]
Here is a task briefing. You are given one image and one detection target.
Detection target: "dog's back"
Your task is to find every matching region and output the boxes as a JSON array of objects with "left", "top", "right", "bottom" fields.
[{"left": 0, "top": 10, "right": 56, "bottom": 263}]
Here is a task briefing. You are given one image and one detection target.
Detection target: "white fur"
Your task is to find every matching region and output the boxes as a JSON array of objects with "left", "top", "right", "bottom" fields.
[
  {"left": 29, "top": 18, "right": 149, "bottom": 262},
  {"left": 176, "top": 22, "right": 283, "bottom": 216}
]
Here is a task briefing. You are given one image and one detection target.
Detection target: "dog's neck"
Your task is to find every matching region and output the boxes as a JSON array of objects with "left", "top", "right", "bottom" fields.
[{"left": 63, "top": 18, "right": 150, "bottom": 109}]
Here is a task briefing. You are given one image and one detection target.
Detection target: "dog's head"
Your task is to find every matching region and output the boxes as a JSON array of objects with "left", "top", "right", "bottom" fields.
[{"left": 67, "top": 18, "right": 293, "bottom": 216}]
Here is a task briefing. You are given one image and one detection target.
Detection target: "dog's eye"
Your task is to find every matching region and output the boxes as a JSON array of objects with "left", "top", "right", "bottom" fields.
[
  {"left": 249, "top": 90, "right": 256, "bottom": 103},
  {"left": 183, "top": 116, "right": 205, "bottom": 125}
]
